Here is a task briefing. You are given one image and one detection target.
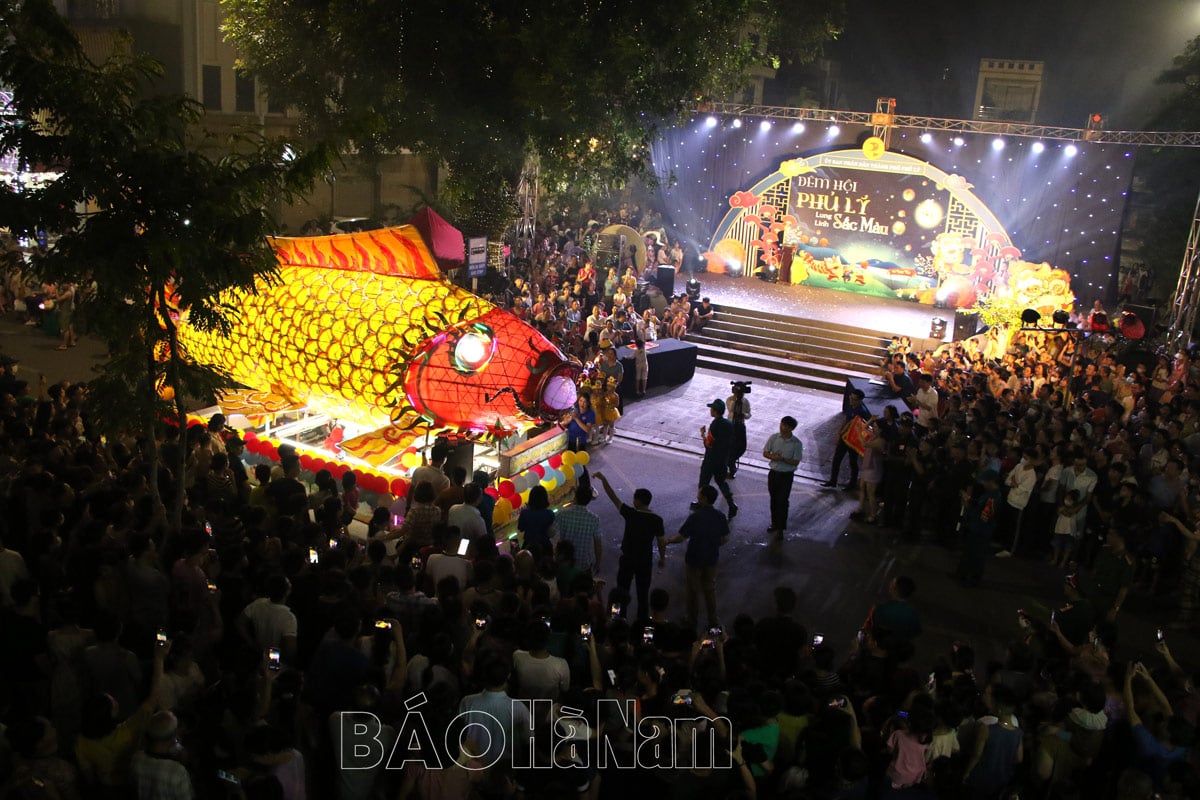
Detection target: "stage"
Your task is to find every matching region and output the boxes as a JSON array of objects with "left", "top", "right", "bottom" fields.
[{"left": 677, "top": 270, "right": 954, "bottom": 342}]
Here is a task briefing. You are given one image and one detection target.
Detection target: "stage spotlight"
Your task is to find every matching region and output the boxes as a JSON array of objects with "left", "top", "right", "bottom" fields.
[
  {"left": 920, "top": 132, "right": 933, "bottom": 144},
  {"left": 731, "top": 118, "right": 742, "bottom": 129},
  {"left": 705, "top": 116, "right": 718, "bottom": 128},
  {"left": 1021, "top": 308, "right": 1042, "bottom": 325},
  {"left": 1052, "top": 309, "right": 1071, "bottom": 326},
  {"left": 992, "top": 138, "right": 1005, "bottom": 151},
  {"left": 1064, "top": 144, "right": 1078, "bottom": 157},
  {"left": 1031, "top": 141, "right": 1045, "bottom": 154},
  {"left": 759, "top": 119, "right": 772, "bottom": 132},
  {"left": 791, "top": 122, "right": 805, "bottom": 133},
  {"left": 685, "top": 278, "right": 702, "bottom": 300},
  {"left": 828, "top": 124, "right": 841, "bottom": 137},
  {"left": 953, "top": 136, "right": 964, "bottom": 147}
]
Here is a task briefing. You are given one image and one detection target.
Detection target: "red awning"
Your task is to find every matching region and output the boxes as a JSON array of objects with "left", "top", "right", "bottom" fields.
[{"left": 407, "top": 207, "right": 465, "bottom": 272}]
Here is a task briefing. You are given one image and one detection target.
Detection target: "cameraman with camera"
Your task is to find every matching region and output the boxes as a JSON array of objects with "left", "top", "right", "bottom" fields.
[{"left": 726, "top": 381, "right": 752, "bottom": 478}]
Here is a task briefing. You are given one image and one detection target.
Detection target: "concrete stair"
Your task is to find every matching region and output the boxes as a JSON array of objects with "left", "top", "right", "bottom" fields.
[{"left": 690, "top": 304, "right": 897, "bottom": 393}]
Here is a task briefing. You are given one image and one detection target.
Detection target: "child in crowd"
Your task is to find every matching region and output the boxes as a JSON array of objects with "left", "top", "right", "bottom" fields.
[
  {"left": 1053, "top": 489, "right": 1083, "bottom": 568},
  {"left": 633, "top": 339, "right": 648, "bottom": 397}
]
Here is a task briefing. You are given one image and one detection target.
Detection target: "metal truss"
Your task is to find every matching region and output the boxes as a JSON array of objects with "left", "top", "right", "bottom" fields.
[{"left": 701, "top": 102, "right": 1200, "bottom": 148}]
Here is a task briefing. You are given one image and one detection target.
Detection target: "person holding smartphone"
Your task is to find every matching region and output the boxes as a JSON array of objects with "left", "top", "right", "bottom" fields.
[{"left": 447, "top": 484, "right": 488, "bottom": 541}]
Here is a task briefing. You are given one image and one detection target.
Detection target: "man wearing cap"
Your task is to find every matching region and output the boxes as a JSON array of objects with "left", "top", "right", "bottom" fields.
[
  {"left": 763, "top": 416, "right": 802, "bottom": 537},
  {"left": 823, "top": 389, "right": 871, "bottom": 490},
  {"left": 697, "top": 398, "right": 737, "bottom": 519}
]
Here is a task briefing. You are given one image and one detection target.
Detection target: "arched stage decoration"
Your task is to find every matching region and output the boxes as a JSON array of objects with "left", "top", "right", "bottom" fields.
[{"left": 703, "top": 146, "right": 1074, "bottom": 311}]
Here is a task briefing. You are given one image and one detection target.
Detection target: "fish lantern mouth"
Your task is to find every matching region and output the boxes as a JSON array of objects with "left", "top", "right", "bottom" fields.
[{"left": 537, "top": 365, "right": 580, "bottom": 420}]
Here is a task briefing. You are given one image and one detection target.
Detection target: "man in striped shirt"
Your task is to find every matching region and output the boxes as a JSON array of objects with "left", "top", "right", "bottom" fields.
[{"left": 555, "top": 483, "right": 602, "bottom": 573}]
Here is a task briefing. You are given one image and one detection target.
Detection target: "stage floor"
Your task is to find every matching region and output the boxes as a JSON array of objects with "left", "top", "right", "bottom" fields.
[{"left": 682, "top": 270, "right": 947, "bottom": 341}]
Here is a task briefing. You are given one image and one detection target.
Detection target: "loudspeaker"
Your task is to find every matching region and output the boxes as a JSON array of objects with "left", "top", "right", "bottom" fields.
[
  {"left": 439, "top": 436, "right": 475, "bottom": 480},
  {"left": 953, "top": 313, "right": 980, "bottom": 341},
  {"left": 656, "top": 266, "right": 676, "bottom": 296}
]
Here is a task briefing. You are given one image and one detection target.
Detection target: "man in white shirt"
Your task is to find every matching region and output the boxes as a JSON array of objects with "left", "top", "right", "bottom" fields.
[
  {"left": 237, "top": 574, "right": 299, "bottom": 660},
  {"left": 511, "top": 620, "right": 570, "bottom": 703},
  {"left": 997, "top": 448, "right": 1039, "bottom": 558},
  {"left": 447, "top": 484, "right": 488, "bottom": 541},
  {"left": 763, "top": 416, "right": 803, "bottom": 538},
  {"left": 426, "top": 526, "right": 475, "bottom": 588},
  {"left": 914, "top": 373, "right": 940, "bottom": 430}
]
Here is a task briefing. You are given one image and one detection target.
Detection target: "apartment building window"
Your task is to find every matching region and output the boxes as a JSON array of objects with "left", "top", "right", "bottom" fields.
[
  {"left": 202, "top": 65, "right": 221, "bottom": 111},
  {"left": 235, "top": 73, "right": 256, "bottom": 113}
]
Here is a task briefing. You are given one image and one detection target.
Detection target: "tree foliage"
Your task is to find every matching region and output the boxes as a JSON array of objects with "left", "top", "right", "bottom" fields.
[
  {"left": 222, "top": 0, "right": 844, "bottom": 231},
  {"left": 0, "top": 0, "right": 329, "bottom": 528}
]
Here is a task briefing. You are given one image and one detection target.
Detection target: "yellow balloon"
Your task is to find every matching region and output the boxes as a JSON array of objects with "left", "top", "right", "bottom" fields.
[
  {"left": 493, "top": 498, "right": 513, "bottom": 525},
  {"left": 561, "top": 464, "right": 576, "bottom": 480},
  {"left": 541, "top": 477, "right": 558, "bottom": 491},
  {"left": 561, "top": 450, "right": 576, "bottom": 466},
  {"left": 575, "top": 451, "right": 590, "bottom": 466},
  {"left": 400, "top": 452, "right": 419, "bottom": 469},
  {"left": 519, "top": 489, "right": 531, "bottom": 505}
]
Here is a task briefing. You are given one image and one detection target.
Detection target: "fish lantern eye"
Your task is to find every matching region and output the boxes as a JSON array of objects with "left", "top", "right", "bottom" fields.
[{"left": 452, "top": 325, "right": 496, "bottom": 374}]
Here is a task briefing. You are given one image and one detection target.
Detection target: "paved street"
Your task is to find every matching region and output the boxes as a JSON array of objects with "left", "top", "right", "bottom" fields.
[{"left": 0, "top": 313, "right": 1188, "bottom": 670}]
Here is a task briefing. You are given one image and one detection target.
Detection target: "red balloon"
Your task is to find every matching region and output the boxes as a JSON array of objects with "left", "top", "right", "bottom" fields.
[
  {"left": 299, "top": 455, "right": 314, "bottom": 471},
  {"left": 530, "top": 465, "right": 545, "bottom": 478},
  {"left": 390, "top": 478, "right": 409, "bottom": 496},
  {"left": 499, "top": 479, "right": 516, "bottom": 497},
  {"left": 548, "top": 454, "right": 563, "bottom": 469},
  {"left": 509, "top": 492, "right": 523, "bottom": 511},
  {"left": 311, "top": 459, "right": 328, "bottom": 473},
  {"left": 485, "top": 487, "right": 500, "bottom": 499},
  {"left": 243, "top": 431, "right": 257, "bottom": 442}
]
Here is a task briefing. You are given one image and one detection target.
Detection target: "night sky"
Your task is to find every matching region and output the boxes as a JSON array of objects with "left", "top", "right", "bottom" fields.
[{"left": 803, "top": 0, "right": 1199, "bottom": 128}]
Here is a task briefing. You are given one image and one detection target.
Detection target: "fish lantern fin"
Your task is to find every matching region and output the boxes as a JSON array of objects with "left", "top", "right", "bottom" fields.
[
  {"left": 217, "top": 388, "right": 304, "bottom": 418},
  {"left": 341, "top": 425, "right": 428, "bottom": 464},
  {"left": 269, "top": 227, "right": 443, "bottom": 280}
]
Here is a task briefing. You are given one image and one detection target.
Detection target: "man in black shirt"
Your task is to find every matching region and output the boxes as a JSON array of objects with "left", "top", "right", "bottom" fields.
[
  {"left": 697, "top": 399, "right": 737, "bottom": 519},
  {"left": 594, "top": 472, "right": 666, "bottom": 623}
]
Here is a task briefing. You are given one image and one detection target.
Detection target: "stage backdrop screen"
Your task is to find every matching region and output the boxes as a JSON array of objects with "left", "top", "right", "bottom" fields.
[{"left": 650, "top": 119, "right": 1135, "bottom": 310}]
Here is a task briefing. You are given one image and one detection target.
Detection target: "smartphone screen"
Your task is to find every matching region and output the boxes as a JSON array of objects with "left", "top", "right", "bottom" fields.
[
  {"left": 374, "top": 620, "right": 391, "bottom": 631},
  {"left": 474, "top": 617, "right": 487, "bottom": 630},
  {"left": 155, "top": 629, "right": 167, "bottom": 645},
  {"left": 642, "top": 626, "right": 654, "bottom": 644},
  {"left": 610, "top": 603, "right": 621, "bottom": 619},
  {"left": 812, "top": 633, "right": 825, "bottom": 646},
  {"left": 216, "top": 769, "right": 240, "bottom": 786},
  {"left": 411, "top": 556, "right": 421, "bottom": 571},
  {"left": 457, "top": 538, "right": 470, "bottom": 556},
  {"left": 308, "top": 547, "right": 319, "bottom": 564},
  {"left": 328, "top": 537, "right": 337, "bottom": 550},
  {"left": 1156, "top": 628, "right": 1166, "bottom": 643},
  {"left": 267, "top": 648, "right": 281, "bottom": 670},
  {"left": 607, "top": 668, "right": 617, "bottom": 686},
  {"left": 580, "top": 623, "right": 591, "bottom": 640}
]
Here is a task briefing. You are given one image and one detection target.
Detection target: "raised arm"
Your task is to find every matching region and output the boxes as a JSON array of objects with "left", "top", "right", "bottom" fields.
[{"left": 592, "top": 472, "right": 622, "bottom": 511}]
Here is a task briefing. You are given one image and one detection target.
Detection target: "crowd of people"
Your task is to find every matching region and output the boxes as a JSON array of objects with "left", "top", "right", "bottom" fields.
[
  {"left": 491, "top": 212, "right": 710, "bottom": 373},
  {"left": 2, "top": 193, "right": 1199, "bottom": 799}
]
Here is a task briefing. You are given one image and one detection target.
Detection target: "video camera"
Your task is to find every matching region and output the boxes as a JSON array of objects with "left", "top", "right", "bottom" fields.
[{"left": 731, "top": 380, "right": 751, "bottom": 394}]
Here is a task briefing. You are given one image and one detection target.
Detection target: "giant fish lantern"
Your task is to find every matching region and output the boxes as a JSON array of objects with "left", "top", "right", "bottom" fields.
[{"left": 174, "top": 226, "right": 580, "bottom": 463}]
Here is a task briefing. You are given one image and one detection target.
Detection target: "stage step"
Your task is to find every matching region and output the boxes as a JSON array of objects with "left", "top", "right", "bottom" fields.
[{"left": 688, "top": 303, "right": 908, "bottom": 394}]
